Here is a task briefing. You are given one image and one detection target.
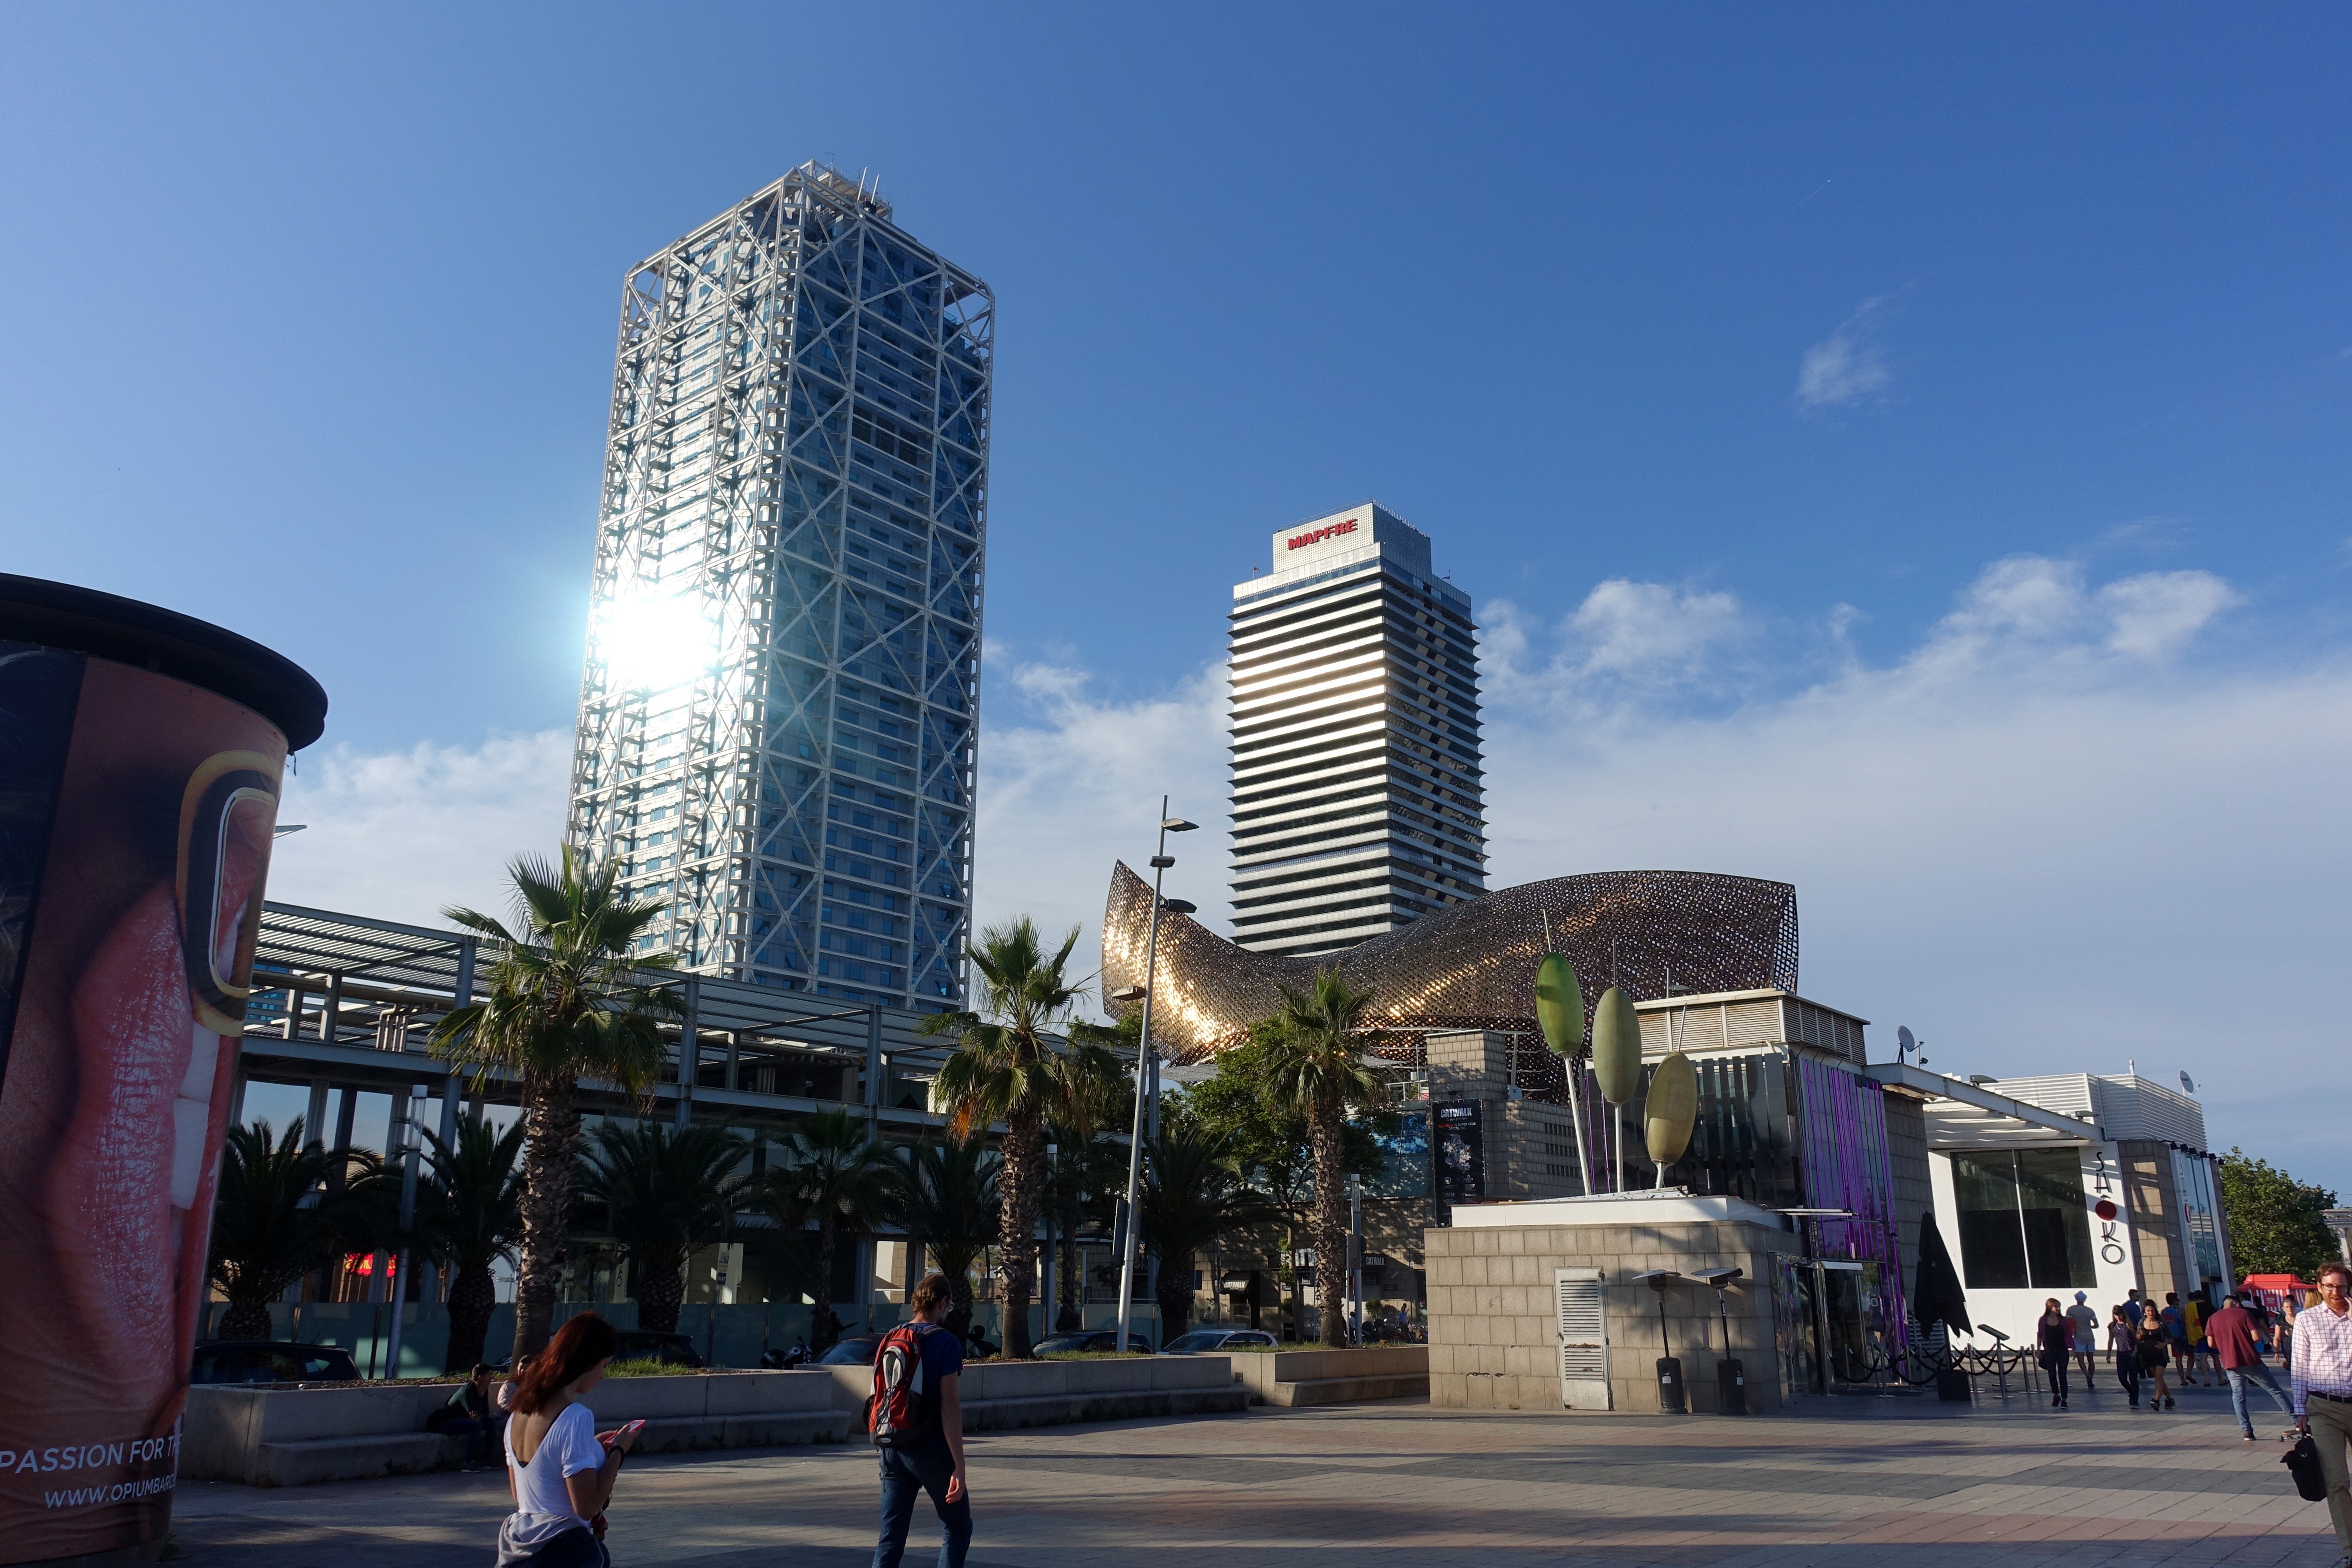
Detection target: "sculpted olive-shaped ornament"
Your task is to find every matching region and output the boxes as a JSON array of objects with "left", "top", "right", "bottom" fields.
[
  {"left": 1644, "top": 1049, "right": 1699, "bottom": 1173},
  {"left": 1535, "top": 953, "right": 1584, "bottom": 1057},
  {"left": 1590, "top": 986, "right": 1644, "bottom": 1106}
]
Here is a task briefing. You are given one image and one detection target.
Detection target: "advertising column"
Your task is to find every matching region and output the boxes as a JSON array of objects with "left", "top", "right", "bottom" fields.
[{"left": 0, "top": 576, "right": 325, "bottom": 1565}]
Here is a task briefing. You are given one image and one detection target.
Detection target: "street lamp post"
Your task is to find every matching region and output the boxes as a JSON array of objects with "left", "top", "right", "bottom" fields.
[{"left": 1112, "top": 798, "right": 1196, "bottom": 1357}]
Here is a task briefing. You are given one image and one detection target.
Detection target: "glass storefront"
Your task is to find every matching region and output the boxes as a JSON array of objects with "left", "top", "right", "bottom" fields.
[{"left": 1949, "top": 1148, "right": 2097, "bottom": 1290}]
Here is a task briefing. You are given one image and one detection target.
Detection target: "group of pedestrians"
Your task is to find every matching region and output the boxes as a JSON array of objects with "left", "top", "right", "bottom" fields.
[{"left": 481, "top": 1271, "right": 977, "bottom": 1568}]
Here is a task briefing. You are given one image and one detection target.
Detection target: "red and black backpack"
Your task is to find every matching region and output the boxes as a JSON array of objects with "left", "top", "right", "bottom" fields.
[{"left": 867, "top": 1322, "right": 939, "bottom": 1449}]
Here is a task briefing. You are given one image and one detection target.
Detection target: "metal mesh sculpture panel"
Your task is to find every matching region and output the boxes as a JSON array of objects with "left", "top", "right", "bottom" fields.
[{"left": 1102, "top": 861, "right": 1799, "bottom": 1074}]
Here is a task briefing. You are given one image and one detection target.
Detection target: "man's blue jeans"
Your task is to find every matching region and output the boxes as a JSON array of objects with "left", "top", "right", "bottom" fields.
[
  {"left": 874, "top": 1434, "right": 971, "bottom": 1568},
  {"left": 2225, "top": 1363, "right": 2294, "bottom": 1436}
]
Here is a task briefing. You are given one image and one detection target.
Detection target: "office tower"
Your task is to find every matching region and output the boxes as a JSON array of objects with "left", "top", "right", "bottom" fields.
[
  {"left": 567, "top": 164, "right": 990, "bottom": 1007},
  {"left": 1227, "top": 503, "right": 1486, "bottom": 956}
]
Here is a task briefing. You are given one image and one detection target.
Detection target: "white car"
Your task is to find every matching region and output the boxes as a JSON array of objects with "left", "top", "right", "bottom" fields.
[{"left": 1160, "top": 1329, "right": 1280, "bottom": 1355}]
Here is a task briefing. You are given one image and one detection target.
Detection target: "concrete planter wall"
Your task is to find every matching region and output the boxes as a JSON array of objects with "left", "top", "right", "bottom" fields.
[
  {"left": 1226, "top": 1346, "right": 1429, "bottom": 1407},
  {"left": 184, "top": 1357, "right": 1251, "bottom": 1488}
]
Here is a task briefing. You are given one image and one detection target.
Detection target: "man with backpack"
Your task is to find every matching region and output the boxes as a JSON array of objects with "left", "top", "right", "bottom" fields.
[{"left": 869, "top": 1271, "right": 972, "bottom": 1568}]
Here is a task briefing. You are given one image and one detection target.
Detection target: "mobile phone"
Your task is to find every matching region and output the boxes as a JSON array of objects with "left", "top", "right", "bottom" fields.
[{"left": 620, "top": 1420, "right": 647, "bottom": 1438}]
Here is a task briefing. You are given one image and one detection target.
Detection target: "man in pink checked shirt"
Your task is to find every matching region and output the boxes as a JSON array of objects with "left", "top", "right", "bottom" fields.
[{"left": 2294, "top": 1260, "right": 2352, "bottom": 1568}]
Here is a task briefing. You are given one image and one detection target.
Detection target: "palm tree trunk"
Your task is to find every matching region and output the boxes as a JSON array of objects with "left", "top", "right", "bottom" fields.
[
  {"left": 1154, "top": 1256, "right": 1194, "bottom": 1340},
  {"left": 812, "top": 1213, "right": 840, "bottom": 1348},
  {"left": 636, "top": 1247, "right": 686, "bottom": 1335},
  {"left": 997, "top": 1106, "right": 1043, "bottom": 1357},
  {"left": 220, "top": 1297, "right": 273, "bottom": 1341},
  {"left": 513, "top": 1072, "right": 581, "bottom": 1360},
  {"left": 1308, "top": 1092, "right": 1350, "bottom": 1347},
  {"left": 446, "top": 1261, "right": 497, "bottom": 1372}
]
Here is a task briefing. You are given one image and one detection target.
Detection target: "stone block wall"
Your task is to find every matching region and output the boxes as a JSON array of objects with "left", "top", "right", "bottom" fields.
[{"left": 1425, "top": 1218, "right": 1802, "bottom": 1414}]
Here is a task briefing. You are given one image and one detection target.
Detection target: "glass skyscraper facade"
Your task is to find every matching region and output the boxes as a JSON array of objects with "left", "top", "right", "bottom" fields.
[
  {"left": 1228, "top": 504, "right": 1485, "bottom": 956},
  {"left": 567, "top": 164, "right": 989, "bottom": 1008}
]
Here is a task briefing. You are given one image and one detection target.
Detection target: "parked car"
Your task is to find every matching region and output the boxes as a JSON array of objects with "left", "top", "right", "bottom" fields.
[
  {"left": 190, "top": 1341, "right": 361, "bottom": 1385},
  {"left": 1160, "top": 1329, "right": 1279, "bottom": 1355},
  {"left": 1034, "top": 1329, "right": 1153, "bottom": 1357},
  {"left": 816, "top": 1334, "right": 885, "bottom": 1367},
  {"left": 611, "top": 1331, "right": 705, "bottom": 1368}
]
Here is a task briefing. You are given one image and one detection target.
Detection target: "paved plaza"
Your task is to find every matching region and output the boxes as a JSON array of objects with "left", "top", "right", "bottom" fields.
[{"left": 171, "top": 1379, "right": 2339, "bottom": 1567}]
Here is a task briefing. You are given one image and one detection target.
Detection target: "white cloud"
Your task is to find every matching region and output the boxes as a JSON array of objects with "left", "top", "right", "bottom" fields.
[
  {"left": 1796, "top": 297, "right": 1893, "bottom": 409},
  {"left": 1566, "top": 579, "right": 1744, "bottom": 677},
  {"left": 263, "top": 555, "right": 2346, "bottom": 1189},
  {"left": 266, "top": 730, "right": 572, "bottom": 927},
  {"left": 970, "top": 661, "right": 1230, "bottom": 998}
]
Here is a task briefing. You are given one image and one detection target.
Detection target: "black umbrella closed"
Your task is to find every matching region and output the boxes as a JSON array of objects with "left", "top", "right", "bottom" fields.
[
  {"left": 1914, "top": 1211, "right": 1969, "bottom": 1335},
  {"left": 1914, "top": 1212, "right": 1974, "bottom": 1403}
]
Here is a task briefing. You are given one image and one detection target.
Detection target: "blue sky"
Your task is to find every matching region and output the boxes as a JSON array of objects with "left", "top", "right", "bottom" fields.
[{"left": 6, "top": 6, "right": 2349, "bottom": 1187}]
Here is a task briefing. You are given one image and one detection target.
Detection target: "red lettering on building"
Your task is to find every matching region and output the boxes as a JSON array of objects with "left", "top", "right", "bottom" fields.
[{"left": 1285, "top": 518, "right": 1359, "bottom": 551}]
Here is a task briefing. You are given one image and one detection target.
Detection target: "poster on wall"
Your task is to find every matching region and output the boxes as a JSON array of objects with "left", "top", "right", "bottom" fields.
[
  {"left": 1433, "top": 1099, "right": 1485, "bottom": 1205},
  {"left": 0, "top": 642, "right": 286, "bottom": 1564}
]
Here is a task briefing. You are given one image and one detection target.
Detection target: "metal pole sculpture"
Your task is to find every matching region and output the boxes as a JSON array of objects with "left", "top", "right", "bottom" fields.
[
  {"left": 1590, "top": 986, "right": 1643, "bottom": 1192},
  {"left": 1533, "top": 931, "right": 1593, "bottom": 1194}
]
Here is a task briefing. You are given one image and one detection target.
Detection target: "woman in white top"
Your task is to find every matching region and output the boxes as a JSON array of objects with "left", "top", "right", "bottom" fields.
[{"left": 498, "top": 1313, "right": 639, "bottom": 1568}]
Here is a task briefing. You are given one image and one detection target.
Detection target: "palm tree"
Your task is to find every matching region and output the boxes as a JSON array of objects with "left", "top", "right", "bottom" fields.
[
  {"left": 207, "top": 1118, "right": 390, "bottom": 1340},
  {"left": 751, "top": 1108, "right": 892, "bottom": 1348},
  {"left": 1260, "top": 968, "right": 1386, "bottom": 1345},
  {"left": 1040, "top": 1127, "right": 1128, "bottom": 1332},
  {"left": 1140, "top": 1130, "right": 1264, "bottom": 1339},
  {"left": 918, "top": 918, "right": 1118, "bottom": 1358},
  {"left": 888, "top": 1134, "right": 1000, "bottom": 1329},
  {"left": 576, "top": 1121, "right": 752, "bottom": 1335},
  {"left": 428, "top": 847, "right": 680, "bottom": 1358},
  {"left": 411, "top": 1111, "right": 525, "bottom": 1372}
]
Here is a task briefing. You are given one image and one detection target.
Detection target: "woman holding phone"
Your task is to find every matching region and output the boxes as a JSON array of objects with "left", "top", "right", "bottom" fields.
[{"left": 499, "top": 1313, "right": 640, "bottom": 1567}]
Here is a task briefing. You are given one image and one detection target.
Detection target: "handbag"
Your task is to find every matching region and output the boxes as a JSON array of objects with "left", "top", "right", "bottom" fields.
[{"left": 2284, "top": 1435, "right": 2328, "bottom": 1504}]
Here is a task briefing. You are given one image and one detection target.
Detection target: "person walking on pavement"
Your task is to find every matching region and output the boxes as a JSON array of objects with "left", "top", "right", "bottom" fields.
[
  {"left": 2162, "top": 1293, "right": 2198, "bottom": 1386},
  {"left": 2108, "top": 1303, "right": 2144, "bottom": 1408},
  {"left": 2293, "top": 1260, "right": 2352, "bottom": 1568},
  {"left": 2209, "top": 1291, "right": 2294, "bottom": 1442},
  {"left": 2140, "top": 1302, "right": 2176, "bottom": 1411},
  {"left": 2037, "top": 1298, "right": 2073, "bottom": 1409},
  {"left": 2066, "top": 1292, "right": 2100, "bottom": 1382},
  {"left": 871, "top": 1271, "right": 972, "bottom": 1568}
]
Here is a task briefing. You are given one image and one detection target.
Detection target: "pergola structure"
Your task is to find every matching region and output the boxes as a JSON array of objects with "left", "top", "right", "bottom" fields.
[{"left": 231, "top": 900, "right": 982, "bottom": 1156}]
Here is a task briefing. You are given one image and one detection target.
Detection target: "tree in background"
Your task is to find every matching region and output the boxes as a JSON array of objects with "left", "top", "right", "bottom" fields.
[
  {"left": 207, "top": 1118, "right": 391, "bottom": 1341},
  {"left": 413, "top": 1111, "right": 525, "bottom": 1372},
  {"left": 430, "top": 847, "right": 680, "bottom": 1358},
  {"left": 1139, "top": 1130, "right": 1265, "bottom": 1338},
  {"left": 1257, "top": 970, "right": 1388, "bottom": 1345},
  {"left": 576, "top": 1121, "right": 752, "bottom": 1335},
  {"left": 919, "top": 918, "right": 1118, "bottom": 1358},
  {"left": 1041, "top": 1126, "right": 1130, "bottom": 1332},
  {"left": 2219, "top": 1148, "right": 2341, "bottom": 1281},
  {"left": 888, "top": 1134, "right": 1000, "bottom": 1330},
  {"left": 753, "top": 1107, "right": 893, "bottom": 1348}
]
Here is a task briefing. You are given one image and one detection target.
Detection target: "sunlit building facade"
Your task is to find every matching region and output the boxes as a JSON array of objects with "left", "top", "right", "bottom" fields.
[
  {"left": 1228, "top": 504, "right": 1485, "bottom": 956},
  {"left": 567, "top": 164, "right": 990, "bottom": 1007}
]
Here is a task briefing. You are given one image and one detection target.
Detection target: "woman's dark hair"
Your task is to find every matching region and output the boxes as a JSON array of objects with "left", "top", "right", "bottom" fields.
[{"left": 510, "top": 1313, "right": 621, "bottom": 1415}]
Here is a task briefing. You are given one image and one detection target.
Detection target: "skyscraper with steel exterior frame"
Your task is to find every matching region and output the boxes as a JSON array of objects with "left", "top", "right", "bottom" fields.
[
  {"left": 1228, "top": 503, "right": 1485, "bottom": 957},
  {"left": 567, "top": 164, "right": 989, "bottom": 1008}
]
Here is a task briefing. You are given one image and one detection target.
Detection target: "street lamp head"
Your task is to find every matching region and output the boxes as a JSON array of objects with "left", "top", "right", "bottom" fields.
[
  {"left": 1109, "top": 985, "right": 1147, "bottom": 1003},
  {"left": 1161, "top": 899, "right": 1197, "bottom": 915},
  {"left": 1161, "top": 818, "right": 1198, "bottom": 832}
]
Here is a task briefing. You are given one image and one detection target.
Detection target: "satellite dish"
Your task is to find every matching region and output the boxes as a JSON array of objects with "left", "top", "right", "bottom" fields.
[
  {"left": 2178, "top": 1071, "right": 2197, "bottom": 1096},
  {"left": 1897, "top": 1025, "right": 1915, "bottom": 1060}
]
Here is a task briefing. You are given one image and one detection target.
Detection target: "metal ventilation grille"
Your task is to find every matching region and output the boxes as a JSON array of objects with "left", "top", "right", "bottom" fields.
[{"left": 1556, "top": 1274, "right": 1606, "bottom": 1379}]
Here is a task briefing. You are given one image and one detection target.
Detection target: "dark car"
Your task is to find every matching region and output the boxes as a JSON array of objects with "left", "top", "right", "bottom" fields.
[
  {"left": 190, "top": 1341, "right": 361, "bottom": 1385},
  {"left": 1161, "top": 1329, "right": 1279, "bottom": 1355},
  {"left": 612, "top": 1331, "right": 705, "bottom": 1369},
  {"left": 817, "top": 1335, "right": 885, "bottom": 1367},
  {"left": 1035, "top": 1329, "right": 1153, "bottom": 1357}
]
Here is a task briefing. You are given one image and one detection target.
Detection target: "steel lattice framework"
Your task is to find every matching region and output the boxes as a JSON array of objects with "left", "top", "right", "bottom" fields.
[
  {"left": 568, "top": 164, "right": 990, "bottom": 1008},
  {"left": 1102, "top": 861, "right": 1800, "bottom": 1076}
]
